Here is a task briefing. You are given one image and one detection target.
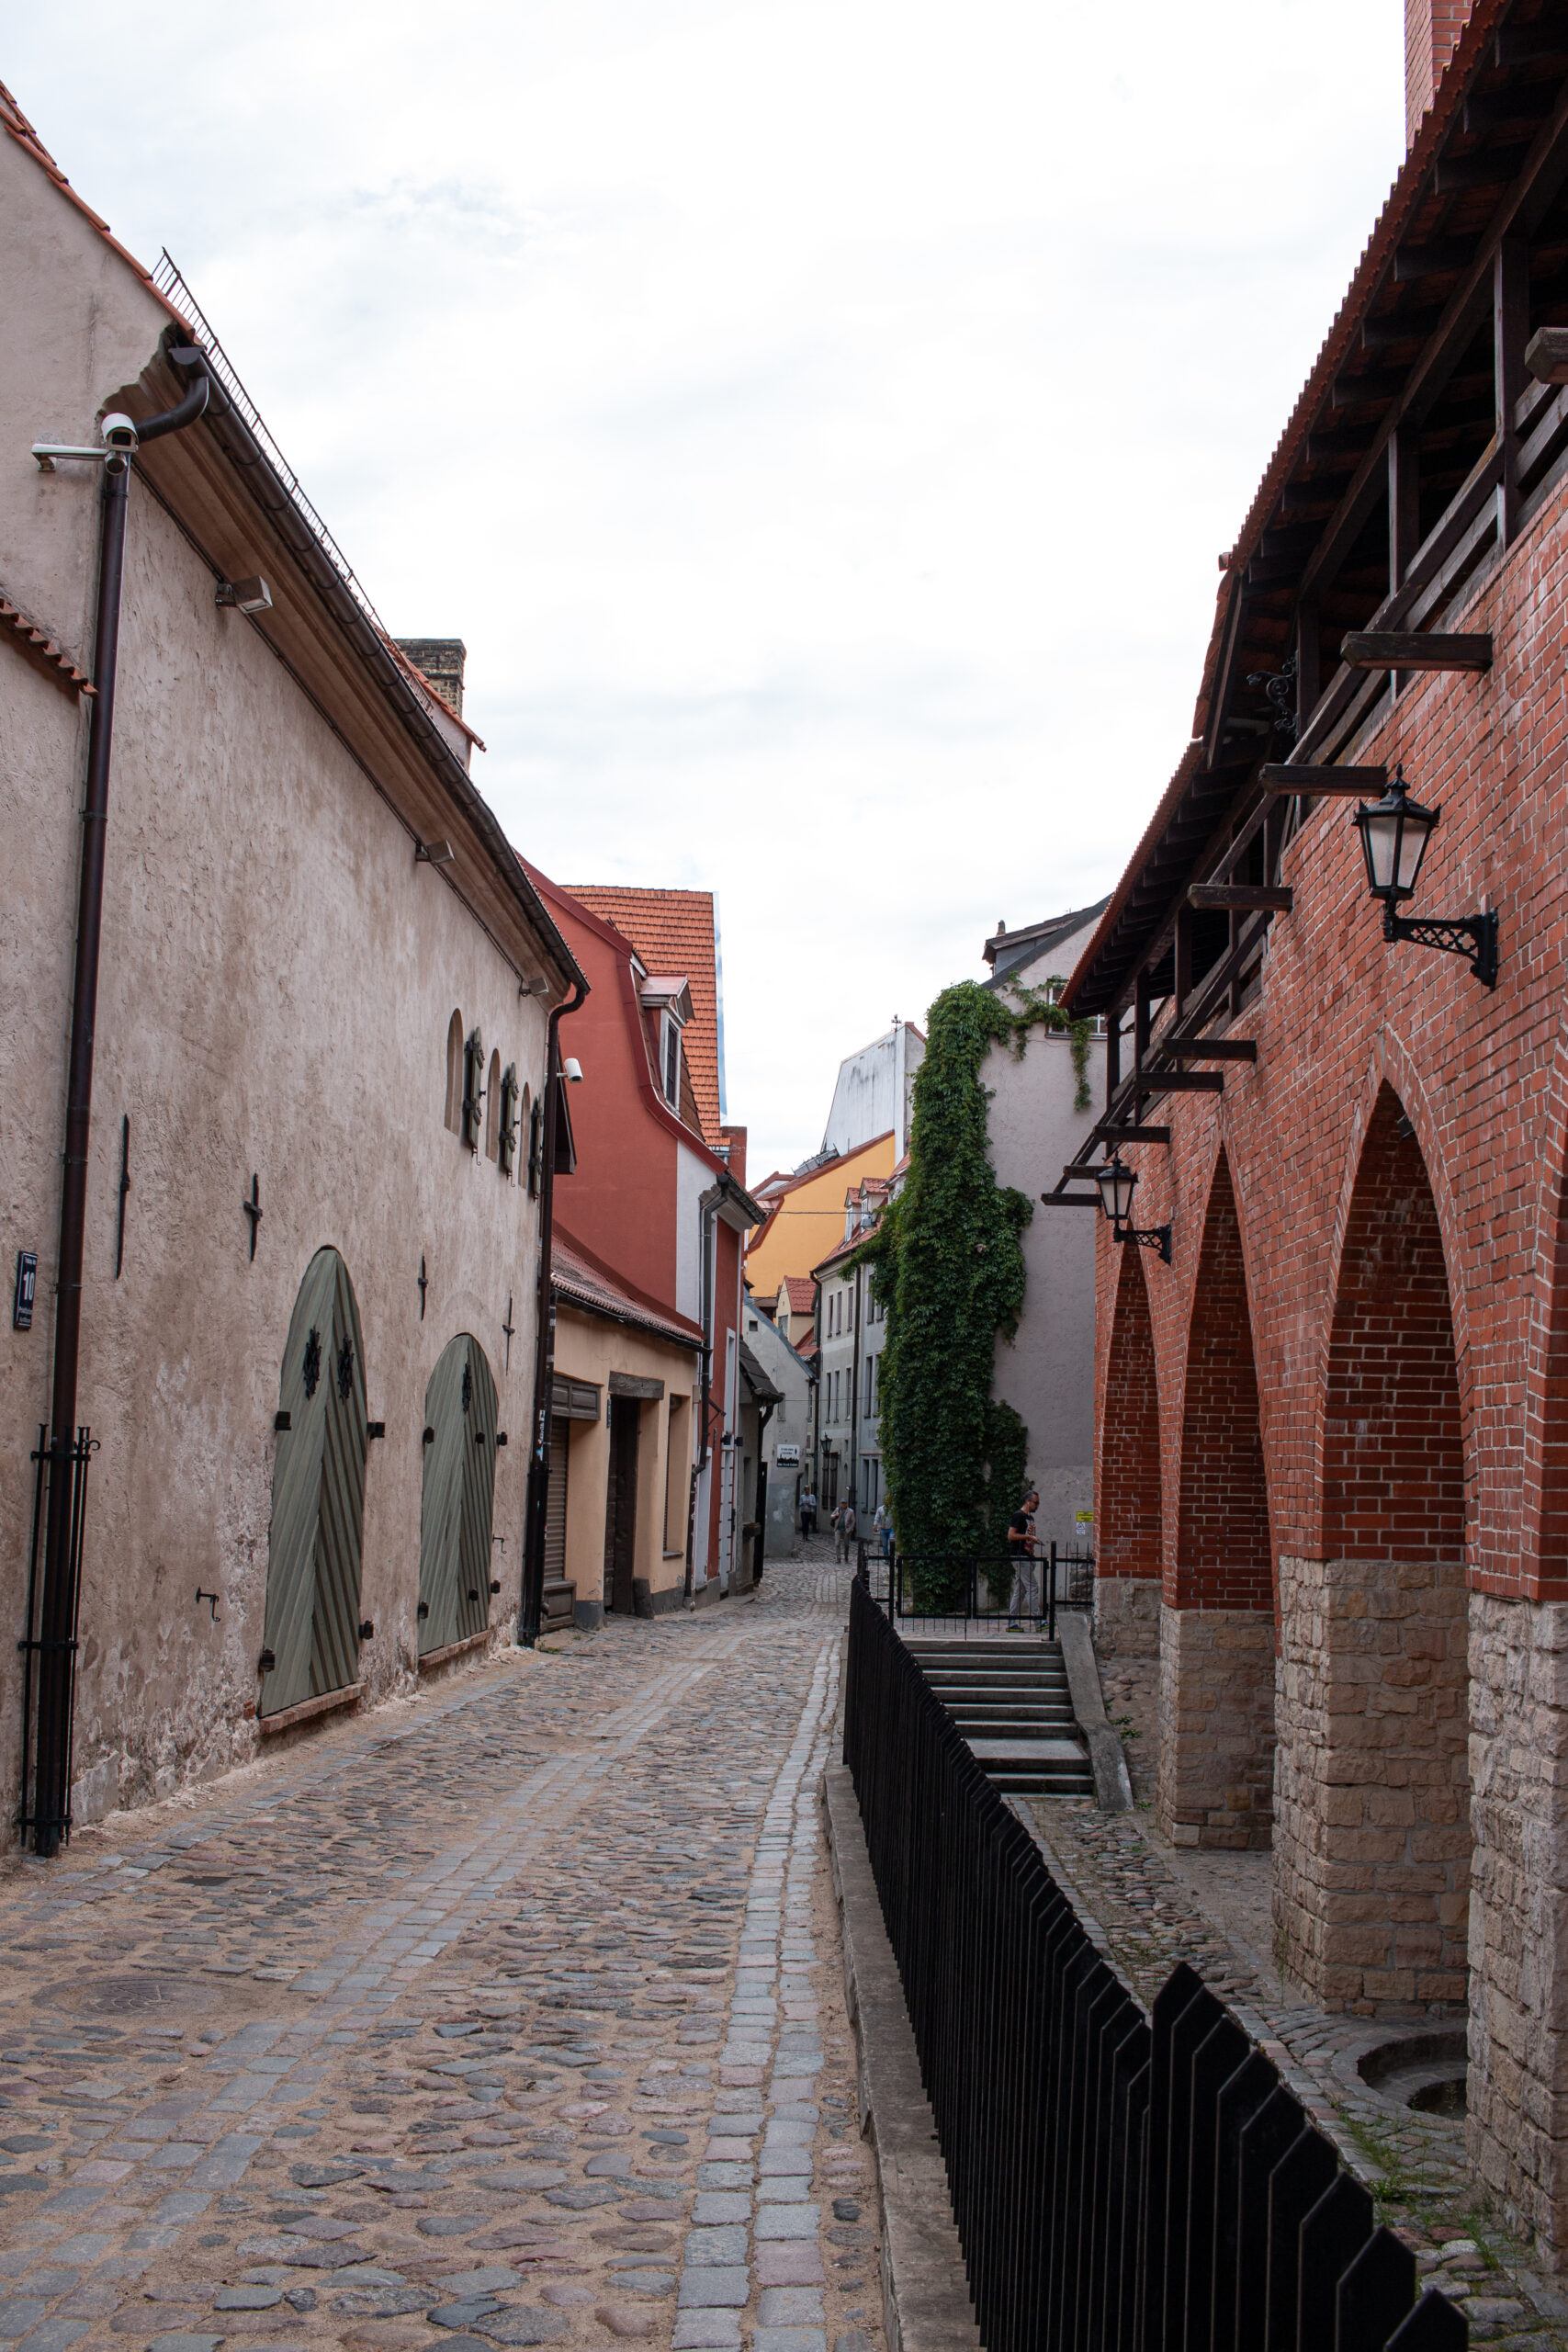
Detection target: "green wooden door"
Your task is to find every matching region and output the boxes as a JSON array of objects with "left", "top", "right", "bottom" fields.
[
  {"left": 260, "top": 1249, "right": 369, "bottom": 1716},
  {"left": 418, "top": 1334, "right": 499, "bottom": 1655}
]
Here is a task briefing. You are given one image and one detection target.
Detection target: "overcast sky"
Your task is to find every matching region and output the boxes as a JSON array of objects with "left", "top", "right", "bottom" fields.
[{"left": 7, "top": 2, "right": 1405, "bottom": 1176}]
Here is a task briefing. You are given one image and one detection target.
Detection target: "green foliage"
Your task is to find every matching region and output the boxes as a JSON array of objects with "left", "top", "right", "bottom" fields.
[
  {"left": 852, "top": 979, "right": 1051, "bottom": 1611},
  {"left": 1004, "top": 977, "right": 1094, "bottom": 1113}
]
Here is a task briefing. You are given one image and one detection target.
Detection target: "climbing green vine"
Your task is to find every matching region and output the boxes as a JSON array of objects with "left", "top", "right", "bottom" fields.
[
  {"left": 1004, "top": 977, "right": 1094, "bottom": 1112},
  {"left": 851, "top": 978, "right": 1068, "bottom": 1611}
]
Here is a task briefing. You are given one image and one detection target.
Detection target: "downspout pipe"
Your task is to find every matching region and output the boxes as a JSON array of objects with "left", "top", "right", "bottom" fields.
[
  {"left": 684, "top": 1186, "right": 723, "bottom": 1601},
  {"left": 30, "top": 351, "right": 210, "bottom": 1859},
  {"left": 519, "top": 981, "right": 589, "bottom": 1647}
]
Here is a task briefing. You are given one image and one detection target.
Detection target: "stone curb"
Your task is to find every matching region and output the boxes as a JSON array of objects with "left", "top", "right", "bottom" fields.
[
  {"left": 819, "top": 1761, "right": 982, "bottom": 2352},
  {"left": 1058, "top": 1611, "right": 1134, "bottom": 1812}
]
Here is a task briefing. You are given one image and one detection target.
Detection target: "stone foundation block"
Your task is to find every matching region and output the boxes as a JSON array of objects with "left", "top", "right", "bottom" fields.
[
  {"left": 1094, "top": 1575, "right": 1160, "bottom": 1657},
  {"left": 1155, "top": 1603, "right": 1274, "bottom": 1851}
]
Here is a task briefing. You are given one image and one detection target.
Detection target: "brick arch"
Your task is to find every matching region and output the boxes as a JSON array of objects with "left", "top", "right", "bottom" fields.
[
  {"left": 1275, "top": 1079, "right": 1469, "bottom": 2010},
  {"left": 1173, "top": 1150, "right": 1273, "bottom": 1612},
  {"left": 1099, "top": 1236, "right": 1162, "bottom": 1582},
  {"left": 1322, "top": 1082, "right": 1464, "bottom": 1562}
]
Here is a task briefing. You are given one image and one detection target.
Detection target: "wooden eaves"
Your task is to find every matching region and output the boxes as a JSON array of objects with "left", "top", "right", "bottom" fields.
[{"left": 1047, "top": 0, "right": 1568, "bottom": 1206}]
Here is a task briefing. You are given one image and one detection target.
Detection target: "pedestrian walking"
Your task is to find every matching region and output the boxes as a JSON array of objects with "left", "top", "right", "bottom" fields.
[
  {"left": 1008, "top": 1486, "right": 1041, "bottom": 1628},
  {"left": 799, "top": 1485, "right": 818, "bottom": 1539},
  {"left": 836, "top": 1498, "right": 857, "bottom": 1563},
  {"left": 874, "top": 1498, "right": 894, "bottom": 1562}
]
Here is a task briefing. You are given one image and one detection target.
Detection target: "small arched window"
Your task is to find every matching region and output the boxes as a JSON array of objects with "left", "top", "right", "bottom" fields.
[
  {"left": 499, "top": 1065, "right": 522, "bottom": 1177},
  {"left": 445, "top": 1011, "right": 465, "bottom": 1134},
  {"left": 462, "top": 1025, "right": 485, "bottom": 1153},
  {"left": 485, "top": 1049, "right": 502, "bottom": 1161}
]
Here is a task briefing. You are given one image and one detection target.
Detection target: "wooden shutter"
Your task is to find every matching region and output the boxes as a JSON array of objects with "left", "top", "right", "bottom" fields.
[
  {"left": 310, "top": 1250, "right": 368, "bottom": 1697},
  {"left": 418, "top": 1336, "right": 468, "bottom": 1653},
  {"left": 544, "top": 1419, "right": 570, "bottom": 1581},
  {"left": 456, "top": 1340, "right": 499, "bottom": 1640},
  {"left": 418, "top": 1333, "right": 499, "bottom": 1652},
  {"left": 260, "top": 1249, "right": 367, "bottom": 1717}
]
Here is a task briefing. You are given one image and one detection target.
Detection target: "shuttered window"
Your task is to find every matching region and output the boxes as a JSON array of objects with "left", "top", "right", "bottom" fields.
[{"left": 544, "top": 1418, "right": 570, "bottom": 1583}]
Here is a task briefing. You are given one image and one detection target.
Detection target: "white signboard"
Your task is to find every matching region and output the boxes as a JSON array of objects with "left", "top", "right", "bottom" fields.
[{"left": 774, "top": 1443, "right": 801, "bottom": 1465}]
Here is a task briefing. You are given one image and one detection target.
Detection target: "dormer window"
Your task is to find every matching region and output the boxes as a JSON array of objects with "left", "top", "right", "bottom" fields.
[{"left": 638, "top": 975, "right": 694, "bottom": 1113}]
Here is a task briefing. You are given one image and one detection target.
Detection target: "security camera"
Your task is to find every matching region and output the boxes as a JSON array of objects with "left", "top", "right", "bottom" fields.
[
  {"left": 564, "top": 1057, "right": 584, "bottom": 1083},
  {"left": 101, "top": 413, "right": 140, "bottom": 453}
]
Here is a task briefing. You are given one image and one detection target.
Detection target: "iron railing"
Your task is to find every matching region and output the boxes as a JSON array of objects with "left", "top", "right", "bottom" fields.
[
  {"left": 841, "top": 1571, "right": 1465, "bottom": 2351},
  {"left": 860, "top": 1541, "right": 1096, "bottom": 1637}
]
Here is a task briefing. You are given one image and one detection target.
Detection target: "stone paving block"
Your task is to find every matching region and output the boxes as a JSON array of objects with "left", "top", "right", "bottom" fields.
[
  {"left": 675, "top": 2267, "right": 750, "bottom": 2308},
  {"left": 682, "top": 2228, "right": 748, "bottom": 2265},
  {"left": 691, "top": 2195, "right": 750, "bottom": 2226},
  {"left": 750, "top": 2331, "right": 827, "bottom": 2352},
  {"left": 760, "top": 2286, "right": 826, "bottom": 2324},
  {"left": 755, "top": 2244, "right": 825, "bottom": 2287},
  {"left": 671, "top": 2319, "right": 742, "bottom": 2349}
]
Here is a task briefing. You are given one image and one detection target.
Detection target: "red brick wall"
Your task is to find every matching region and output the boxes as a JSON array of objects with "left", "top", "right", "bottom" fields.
[
  {"left": 1322, "top": 1084, "right": 1464, "bottom": 1562},
  {"left": 1405, "top": 0, "right": 1474, "bottom": 147},
  {"left": 1098, "top": 1240, "right": 1163, "bottom": 1579},
  {"left": 1173, "top": 1153, "right": 1273, "bottom": 1609},
  {"left": 1090, "top": 458, "right": 1568, "bottom": 1606}
]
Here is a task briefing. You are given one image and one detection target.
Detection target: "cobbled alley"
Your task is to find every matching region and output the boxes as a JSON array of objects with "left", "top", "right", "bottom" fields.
[{"left": 0, "top": 1558, "right": 881, "bottom": 2352}]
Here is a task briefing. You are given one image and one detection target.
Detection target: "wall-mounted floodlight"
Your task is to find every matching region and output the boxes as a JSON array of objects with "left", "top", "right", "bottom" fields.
[
  {"left": 216, "top": 577, "right": 273, "bottom": 614},
  {"left": 415, "top": 839, "right": 456, "bottom": 866}
]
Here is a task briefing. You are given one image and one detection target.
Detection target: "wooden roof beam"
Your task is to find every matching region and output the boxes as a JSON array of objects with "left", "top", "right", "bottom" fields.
[{"left": 1342, "top": 629, "right": 1492, "bottom": 669}]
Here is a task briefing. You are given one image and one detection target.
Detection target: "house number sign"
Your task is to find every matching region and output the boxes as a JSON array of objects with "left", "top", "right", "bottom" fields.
[{"left": 13, "top": 1251, "right": 38, "bottom": 1331}]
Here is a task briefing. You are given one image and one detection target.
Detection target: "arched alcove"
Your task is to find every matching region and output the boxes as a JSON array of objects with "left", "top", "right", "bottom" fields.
[
  {"left": 1162, "top": 1153, "right": 1275, "bottom": 1849},
  {"left": 1095, "top": 1238, "right": 1162, "bottom": 1656}
]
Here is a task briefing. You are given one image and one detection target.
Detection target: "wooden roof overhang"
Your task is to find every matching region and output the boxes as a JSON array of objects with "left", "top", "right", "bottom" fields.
[{"left": 1054, "top": 0, "right": 1568, "bottom": 1185}]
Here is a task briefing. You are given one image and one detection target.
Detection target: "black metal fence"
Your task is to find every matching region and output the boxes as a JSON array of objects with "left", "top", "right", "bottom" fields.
[
  {"left": 841, "top": 1571, "right": 1465, "bottom": 2351},
  {"left": 859, "top": 1540, "right": 1096, "bottom": 1637}
]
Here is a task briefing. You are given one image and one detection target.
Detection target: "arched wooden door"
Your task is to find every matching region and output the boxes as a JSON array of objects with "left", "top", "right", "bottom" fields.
[
  {"left": 259, "top": 1248, "right": 369, "bottom": 1717},
  {"left": 418, "top": 1334, "right": 500, "bottom": 1655}
]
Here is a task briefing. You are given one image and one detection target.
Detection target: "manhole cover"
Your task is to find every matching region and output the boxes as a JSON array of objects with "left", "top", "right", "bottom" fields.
[{"left": 47, "top": 1974, "right": 215, "bottom": 2018}]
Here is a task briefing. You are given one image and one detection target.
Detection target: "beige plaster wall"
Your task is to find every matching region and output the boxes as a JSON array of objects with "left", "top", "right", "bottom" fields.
[
  {"left": 552, "top": 1307, "right": 699, "bottom": 1610},
  {"left": 1273, "top": 1552, "right": 1470, "bottom": 2013},
  {"left": 0, "top": 138, "right": 556, "bottom": 1828}
]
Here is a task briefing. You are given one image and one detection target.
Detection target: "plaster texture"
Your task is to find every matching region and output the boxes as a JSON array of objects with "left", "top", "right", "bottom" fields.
[{"left": 0, "top": 121, "right": 566, "bottom": 1830}]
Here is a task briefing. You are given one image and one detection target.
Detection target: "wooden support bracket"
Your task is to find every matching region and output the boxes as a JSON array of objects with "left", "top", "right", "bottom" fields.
[
  {"left": 1260, "top": 764, "right": 1386, "bottom": 795},
  {"left": 1163, "top": 1038, "right": 1258, "bottom": 1062},
  {"left": 1135, "top": 1069, "right": 1225, "bottom": 1093},
  {"left": 1040, "top": 1192, "right": 1100, "bottom": 1207},
  {"left": 1189, "top": 886, "right": 1293, "bottom": 912},
  {"left": 1341, "top": 630, "right": 1492, "bottom": 671},
  {"left": 1527, "top": 325, "right": 1568, "bottom": 383},
  {"left": 1090, "top": 1124, "right": 1170, "bottom": 1147}
]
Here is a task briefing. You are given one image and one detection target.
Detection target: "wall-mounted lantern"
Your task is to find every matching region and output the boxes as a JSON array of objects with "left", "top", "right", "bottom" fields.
[
  {"left": 1092, "top": 1155, "right": 1170, "bottom": 1264},
  {"left": 1352, "top": 766, "right": 1497, "bottom": 988}
]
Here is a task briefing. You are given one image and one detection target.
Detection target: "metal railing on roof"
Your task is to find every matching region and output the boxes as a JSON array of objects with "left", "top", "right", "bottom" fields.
[{"left": 151, "top": 252, "right": 392, "bottom": 644}]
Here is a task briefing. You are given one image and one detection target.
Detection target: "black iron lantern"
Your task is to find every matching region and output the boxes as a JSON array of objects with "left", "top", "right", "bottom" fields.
[
  {"left": 1353, "top": 766, "right": 1438, "bottom": 904},
  {"left": 1092, "top": 1154, "right": 1169, "bottom": 1265},
  {"left": 1350, "top": 763, "right": 1497, "bottom": 988},
  {"left": 1093, "top": 1156, "right": 1138, "bottom": 1228}
]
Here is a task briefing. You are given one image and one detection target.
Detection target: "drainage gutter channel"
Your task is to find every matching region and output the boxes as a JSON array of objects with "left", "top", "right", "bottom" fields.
[{"left": 820, "top": 1760, "right": 981, "bottom": 2352}]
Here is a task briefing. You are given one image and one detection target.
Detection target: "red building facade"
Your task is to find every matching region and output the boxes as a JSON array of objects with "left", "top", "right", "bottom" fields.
[{"left": 1057, "top": 0, "right": 1568, "bottom": 2261}]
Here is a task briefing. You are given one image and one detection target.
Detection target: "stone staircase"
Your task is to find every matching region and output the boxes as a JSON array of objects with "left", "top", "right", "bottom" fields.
[{"left": 906, "top": 1639, "right": 1095, "bottom": 1796}]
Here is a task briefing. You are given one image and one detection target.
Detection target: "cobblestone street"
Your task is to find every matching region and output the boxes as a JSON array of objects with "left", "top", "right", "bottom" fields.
[{"left": 0, "top": 1557, "right": 881, "bottom": 2352}]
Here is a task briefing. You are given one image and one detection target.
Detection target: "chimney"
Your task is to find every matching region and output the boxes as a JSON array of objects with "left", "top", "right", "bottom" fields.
[
  {"left": 1406, "top": 0, "right": 1474, "bottom": 148},
  {"left": 395, "top": 638, "right": 467, "bottom": 718}
]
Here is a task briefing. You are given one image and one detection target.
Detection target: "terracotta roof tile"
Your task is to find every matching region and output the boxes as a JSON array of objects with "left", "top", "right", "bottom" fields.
[
  {"left": 0, "top": 590, "right": 93, "bottom": 698},
  {"left": 566, "top": 886, "right": 722, "bottom": 1146},
  {"left": 780, "top": 1275, "right": 818, "bottom": 1313}
]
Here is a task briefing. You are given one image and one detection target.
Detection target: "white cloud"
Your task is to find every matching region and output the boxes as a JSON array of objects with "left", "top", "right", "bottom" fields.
[{"left": 6, "top": 0, "right": 1404, "bottom": 1170}]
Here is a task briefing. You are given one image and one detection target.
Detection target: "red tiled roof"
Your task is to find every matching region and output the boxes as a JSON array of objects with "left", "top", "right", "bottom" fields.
[
  {"left": 566, "top": 887, "right": 723, "bottom": 1148},
  {"left": 1, "top": 590, "right": 93, "bottom": 698},
  {"left": 780, "top": 1275, "right": 817, "bottom": 1314},
  {"left": 552, "top": 1233, "right": 703, "bottom": 1351}
]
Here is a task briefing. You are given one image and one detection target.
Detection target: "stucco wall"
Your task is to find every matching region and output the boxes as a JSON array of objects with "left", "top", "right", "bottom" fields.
[
  {"left": 1, "top": 139, "right": 556, "bottom": 1828},
  {"left": 985, "top": 1023, "right": 1104, "bottom": 1553}
]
